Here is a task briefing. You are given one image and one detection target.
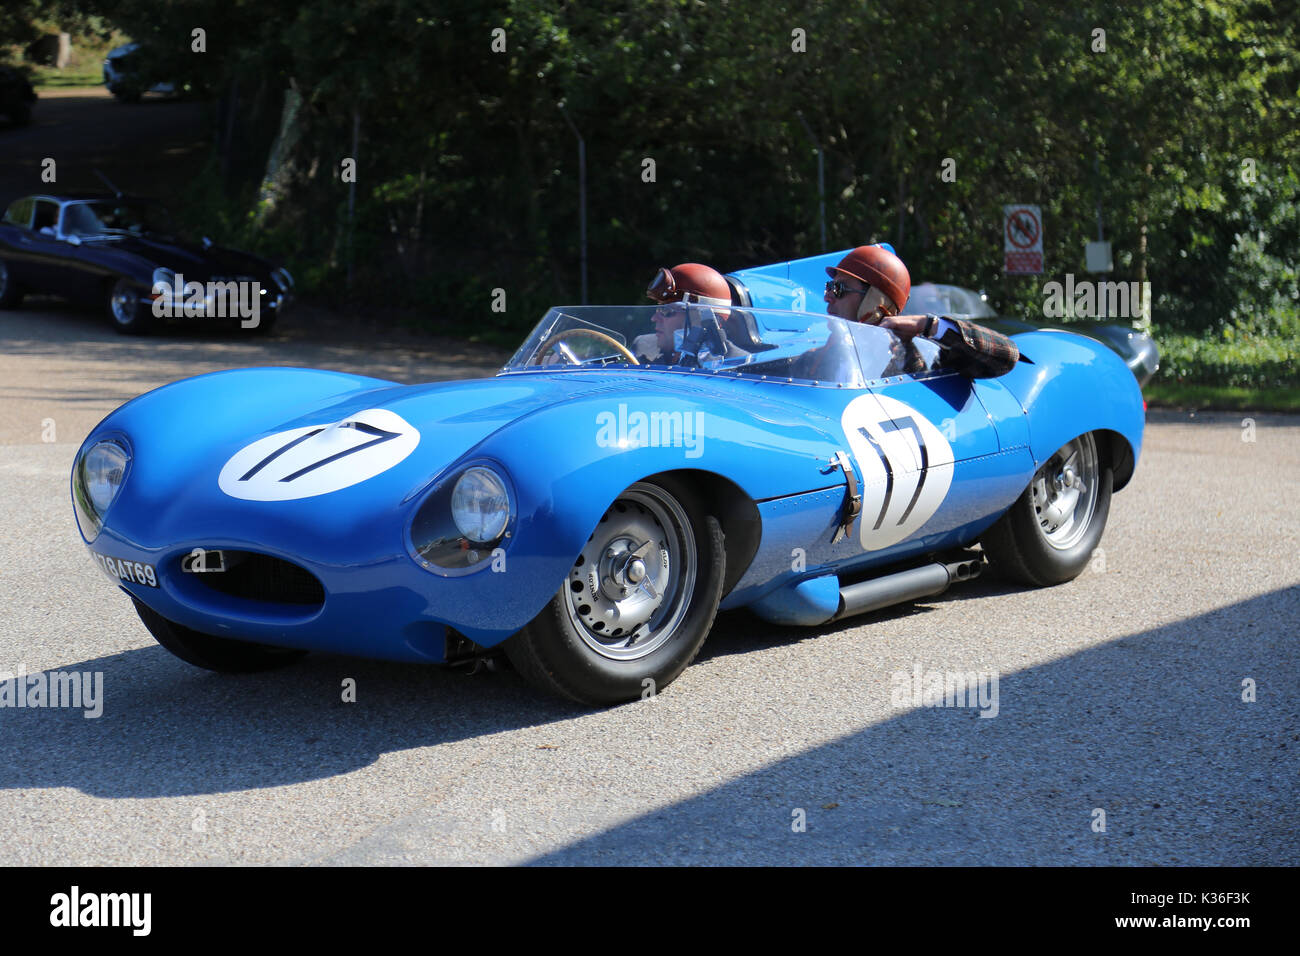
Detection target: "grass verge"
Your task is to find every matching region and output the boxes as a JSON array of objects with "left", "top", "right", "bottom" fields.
[
  {"left": 30, "top": 66, "right": 104, "bottom": 89},
  {"left": 1144, "top": 382, "right": 1300, "bottom": 413}
]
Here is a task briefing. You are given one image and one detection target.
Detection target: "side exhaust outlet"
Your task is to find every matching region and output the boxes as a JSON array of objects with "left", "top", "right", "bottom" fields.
[{"left": 832, "top": 552, "right": 985, "bottom": 622}]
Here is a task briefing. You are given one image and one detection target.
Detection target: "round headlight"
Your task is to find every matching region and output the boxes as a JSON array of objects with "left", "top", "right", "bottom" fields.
[
  {"left": 272, "top": 267, "right": 294, "bottom": 290},
  {"left": 84, "top": 441, "right": 129, "bottom": 513},
  {"left": 73, "top": 439, "right": 130, "bottom": 541},
  {"left": 450, "top": 467, "right": 509, "bottom": 542}
]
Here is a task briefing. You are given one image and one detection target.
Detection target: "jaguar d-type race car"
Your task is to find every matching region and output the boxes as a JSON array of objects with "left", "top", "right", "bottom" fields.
[{"left": 72, "top": 250, "right": 1145, "bottom": 705}]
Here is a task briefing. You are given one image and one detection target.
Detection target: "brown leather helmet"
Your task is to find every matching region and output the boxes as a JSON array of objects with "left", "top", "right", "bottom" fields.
[
  {"left": 646, "top": 263, "right": 731, "bottom": 306},
  {"left": 827, "top": 245, "right": 911, "bottom": 312}
]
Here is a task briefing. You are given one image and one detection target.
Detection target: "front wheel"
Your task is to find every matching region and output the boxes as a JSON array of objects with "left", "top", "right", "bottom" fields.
[
  {"left": 981, "top": 431, "right": 1113, "bottom": 586},
  {"left": 133, "top": 599, "right": 309, "bottom": 673},
  {"left": 107, "top": 278, "right": 153, "bottom": 334},
  {"left": 505, "top": 478, "right": 725, "bottom": 705}
]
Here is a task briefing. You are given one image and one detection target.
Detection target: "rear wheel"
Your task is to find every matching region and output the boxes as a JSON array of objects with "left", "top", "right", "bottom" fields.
[
  {"left": 505, "top": 477, "right": 725, "bottom": 705},
  {"left": 0, "top": 260, "right": 23, "bottom": 308},
  {"left": 133, "top": 598, "right": 308, "bottom": 673},
  {"left": 982, "top": 431, "right": 1112, "bottom": 586},
  {"left": 107, "top": 278, "right": 153, "bottom": 334}
]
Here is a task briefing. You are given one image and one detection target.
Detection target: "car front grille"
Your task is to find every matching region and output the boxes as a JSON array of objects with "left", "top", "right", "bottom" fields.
[{"left": 187, "top": 551, "right": 325, "bottom": 607}]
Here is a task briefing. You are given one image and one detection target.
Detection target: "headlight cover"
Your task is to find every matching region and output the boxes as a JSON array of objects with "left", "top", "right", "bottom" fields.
[
  {"left": 451, "top": 467, "right": 510, "bottom": 542},
  {"left": 409, "top": 463, "right": 514, "bottom": 575},
  {"left": 72, "top": 439, "right": 130, "bottom": 542},
  {"left": 272, "top": 267, "right": 294, "bottom": 291}
]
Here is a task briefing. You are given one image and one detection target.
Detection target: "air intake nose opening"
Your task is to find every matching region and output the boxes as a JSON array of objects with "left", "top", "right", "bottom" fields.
[{"left": 182, "top": 550, "right": 325, "bottom": 607}]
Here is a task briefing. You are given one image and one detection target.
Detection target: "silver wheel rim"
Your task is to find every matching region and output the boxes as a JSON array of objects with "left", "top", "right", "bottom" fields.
[
  {"left": 1030, "top": 432, "right": 1099, "bottom": 550},
  {"left": 110, "top": 283, "right": 136, "bottom": 325},
  {"left": 563, "top": 483, "right": 696, "bottom": 661}
]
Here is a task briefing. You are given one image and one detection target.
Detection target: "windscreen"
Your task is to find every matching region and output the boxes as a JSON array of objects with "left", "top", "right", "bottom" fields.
[
  {"left": 906, "top": 283, "right": 996, "bottom": 318},
  {"left": 62, "top": 201, "right": 178, "bottom": 238},
  {"left": 502, "top": 305, "right": 917, "bottom": 386}
]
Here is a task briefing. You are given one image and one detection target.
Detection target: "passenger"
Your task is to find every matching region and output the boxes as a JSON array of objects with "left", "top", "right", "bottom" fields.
[{"left": 823, "top": 244, "right": 1019, "bottom": 378}]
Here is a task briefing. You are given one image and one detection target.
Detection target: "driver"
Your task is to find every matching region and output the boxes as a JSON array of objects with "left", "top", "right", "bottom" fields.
[
  {"left": 823, "top": 244, "right": 1019, "bottom": 378},
  {"left": 639, "top": 262, "right": 749, "bottom": 365}
]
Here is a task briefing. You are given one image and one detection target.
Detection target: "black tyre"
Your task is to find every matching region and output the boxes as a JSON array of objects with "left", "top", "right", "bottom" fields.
[
  {"left": 981, "top": 431, "right": 1113, "bottom": 586},
  {"left": 133, "top": 598, "right": 308, "bottom": 673},
  {"left": 0, "top": 260, "right": 23, "bottom": 309},
  {"left": 505, "top": 477, "right": 725, "bottom": 706},
  {"left": 107, "top": 277, "right": 153, "bottom": 334}
]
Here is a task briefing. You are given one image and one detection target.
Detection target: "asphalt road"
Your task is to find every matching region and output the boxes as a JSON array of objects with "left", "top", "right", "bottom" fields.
[{"left": 0, "top": 301, "right": 1296, "bottom": 866}]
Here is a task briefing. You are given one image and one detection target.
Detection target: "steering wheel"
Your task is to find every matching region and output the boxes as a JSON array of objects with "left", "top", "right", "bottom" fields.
[{"left": 533, "top": 328, "right": 640, "bottom": 366}]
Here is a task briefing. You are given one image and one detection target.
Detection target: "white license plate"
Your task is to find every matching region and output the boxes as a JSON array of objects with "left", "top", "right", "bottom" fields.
[{"left": 91, "top": 552, "right": 158, "bottom": 588}]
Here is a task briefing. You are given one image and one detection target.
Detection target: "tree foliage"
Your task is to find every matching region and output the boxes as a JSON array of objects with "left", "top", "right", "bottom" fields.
[{"left": 51, "top": 0, "right": 1300, "bottom": 342}]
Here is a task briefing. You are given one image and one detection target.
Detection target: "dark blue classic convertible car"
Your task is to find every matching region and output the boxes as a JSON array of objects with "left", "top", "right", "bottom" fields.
[
  {"left": 73, "top": 250, "right": 1145, "bottom": 705},
  {"left": 0, "top": 193, "right": 293, "bottom": 333}
]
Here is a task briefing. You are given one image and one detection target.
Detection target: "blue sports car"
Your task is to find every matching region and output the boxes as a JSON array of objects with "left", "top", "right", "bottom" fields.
[{"left": 72, "top": 251, "right": 1145, "bottom": 704}]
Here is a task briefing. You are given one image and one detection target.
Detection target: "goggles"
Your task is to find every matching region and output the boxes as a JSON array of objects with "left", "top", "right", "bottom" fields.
[{"left": 646, "top": 267, "right": 730, "bottom": 306}]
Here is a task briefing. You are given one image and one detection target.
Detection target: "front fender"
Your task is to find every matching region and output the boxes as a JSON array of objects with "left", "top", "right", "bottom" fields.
[
  {"left": 460, "top": 382, "right": 850, "bottom": 633},
  {"left": 996, "top": 331, "right": 1145, "bottom": 488}
]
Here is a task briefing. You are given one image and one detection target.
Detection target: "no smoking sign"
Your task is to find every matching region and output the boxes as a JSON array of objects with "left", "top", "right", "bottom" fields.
[{"left": 1003, "top": 204, "right": 1043, "bottom": 274}]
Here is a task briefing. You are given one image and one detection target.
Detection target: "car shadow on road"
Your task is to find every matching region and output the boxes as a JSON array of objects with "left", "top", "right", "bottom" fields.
[
  {"left": 0, "top": 584, "right": 1011, "bottom": 802},
  {"left": 526, "top": 585, "right": 1298, "bottom": 865},
  {"left": 3, "top": 579, "right": 1294, "bottom": 871},
  {"left": 0, "top": 643, "right": 587, "bottom": 799},
  {"left": 0, "top": 576, "right": 1084, "bottom": 803}
]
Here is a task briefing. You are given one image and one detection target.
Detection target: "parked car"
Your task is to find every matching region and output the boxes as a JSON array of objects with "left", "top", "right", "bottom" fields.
[
  {"left": 73, "top": 250, "right": 1144, "bottom": 705},
  {"left": 0, "top": 193, "right": 293, "bottom": 333},
  {"left": 102, "top": 42, "right": 174, "bottom": 102},
  {"left": 0, "top": 64, "right": 36, "bottom": 125},
  {"left": 904, "top": 282, "right": 1160, "bottom": 388}
]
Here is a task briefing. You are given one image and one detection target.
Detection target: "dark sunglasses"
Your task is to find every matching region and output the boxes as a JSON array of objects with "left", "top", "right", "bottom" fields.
[{"left": 825, "top": 279, "right": 870, "bottom": 299}]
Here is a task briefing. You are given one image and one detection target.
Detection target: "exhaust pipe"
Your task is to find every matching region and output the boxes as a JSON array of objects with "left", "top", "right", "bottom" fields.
[{"left": 832, "top": 553, "right": 985, "bottom": 622}]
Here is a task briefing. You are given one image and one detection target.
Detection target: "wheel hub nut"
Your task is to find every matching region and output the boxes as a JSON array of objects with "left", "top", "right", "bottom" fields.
[{"left": 626, "top": 558, "right": 646, "bottom": 584}]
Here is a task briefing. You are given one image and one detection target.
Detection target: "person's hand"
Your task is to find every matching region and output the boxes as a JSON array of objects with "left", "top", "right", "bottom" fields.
[{"left": 877, "top": 314, "right": 932, "bottom": 341}]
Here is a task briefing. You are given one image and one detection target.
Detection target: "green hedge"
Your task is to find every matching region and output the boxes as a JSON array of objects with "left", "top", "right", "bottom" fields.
[{"left": 1154, "top": 330, "right": 1299, "bottom": 389}]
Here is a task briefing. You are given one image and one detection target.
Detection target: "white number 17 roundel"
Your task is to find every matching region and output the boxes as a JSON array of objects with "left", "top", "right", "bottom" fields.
[
  {"left": 841, "top": 394, "right": 954, "bottom": 551},
  {"left": 219, "top": 408, "right": 420, "bottom": 501}
]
